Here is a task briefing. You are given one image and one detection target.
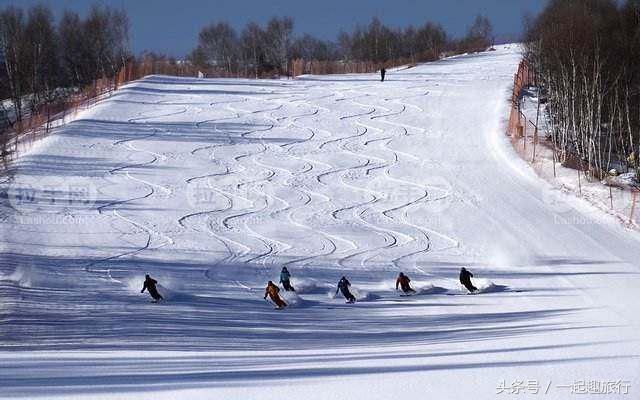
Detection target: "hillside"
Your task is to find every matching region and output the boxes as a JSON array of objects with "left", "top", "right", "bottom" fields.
[{"left": 1, "top": 45, "right": 638, "bottom": 400}]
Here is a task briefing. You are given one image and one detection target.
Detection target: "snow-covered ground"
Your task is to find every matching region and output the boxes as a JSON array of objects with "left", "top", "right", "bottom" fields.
[{"left": 1, "top": 45, "right": 639, "bottom": 399}]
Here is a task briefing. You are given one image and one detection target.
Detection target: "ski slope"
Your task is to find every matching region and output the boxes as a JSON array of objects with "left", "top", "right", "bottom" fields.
[{"left": 1, "top": 45, "right": 639, "bottom": 399}]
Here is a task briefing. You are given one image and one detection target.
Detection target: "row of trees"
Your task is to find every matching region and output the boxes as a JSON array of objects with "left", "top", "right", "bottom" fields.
[
  {"left": 189, "top": 15, "right": 494, "bottom": 77},
  {"left": 337, "top": 19, "right": 447, "bottom": 63},
  {"left": 524, "top": 0, "right": 640, "bottom": 178},
  {"left": 0, "top": 4, "right": 130, "bottom": 124},
  {"left": 0, "top": 5, "right": 495, "bottom": 126},
  {"left": 189, "top": 17, "right": 296, "bottom": 78}
]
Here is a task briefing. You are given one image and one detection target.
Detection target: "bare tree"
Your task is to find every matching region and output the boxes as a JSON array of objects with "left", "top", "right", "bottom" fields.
[
  {"left": 458, "top": 14, "right": 492, "bottom": 53},
  {"left": 291, "top": 34, "right": 337, "bottom": 61},
  {"left": 191, "top": 22, "right": 239, "bottom": 73},
  {"left": 59, "top": 11, "right": 89, "bottom": 86},
  {"left": 264, "top": 17, "right": 293, "bottom": 75},
  {"left": 416, "top": 22, "right": 447, "bottom": 61},
  {"left": 0, "top": 6, "right": 26, "bottom": 122},
  {"left": 525, "top": 0, "right": 640, "bottom": 178},
  {"left": 24, "top": 5, "right": 59, "bottom": 112},
  {"left": 84, "top": 5, "right": 130, "bottom": 79},
  {"left": 334, "top": 18, "right": 446, "bottom": 63},
  {"left": 240, "top": 22, "right": 266, "bottom": 78}
]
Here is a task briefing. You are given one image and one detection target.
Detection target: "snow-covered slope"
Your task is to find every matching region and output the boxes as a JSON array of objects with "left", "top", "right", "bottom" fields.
[{"left": 1, "top": 45, "right": 639, "bottom": 399}]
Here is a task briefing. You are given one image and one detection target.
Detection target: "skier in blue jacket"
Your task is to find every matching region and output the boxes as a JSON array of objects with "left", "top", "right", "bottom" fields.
[{"left": 280, "top": 267, "right": 295, "bottom": 291}]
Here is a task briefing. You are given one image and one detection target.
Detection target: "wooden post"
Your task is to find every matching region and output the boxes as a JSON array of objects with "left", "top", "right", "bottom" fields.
[
  {"left": 523, "top": 117, "right": 527, "bottom": 154},
  {"left": 45, "top": 104, "right": 51, "bottom": 134},
  {"left": 533, "top": 95, "right": 540, "bottom": 163},
  {"left": 532, "top": 122, "right": 537, "bottom": 163},
  {"left": 577, "top": 168, "right": 582, "bottom": 196},
  {"left": 551, "top": 133, "right": 557, "bottom": 178},
  {"left": 609, "top": 186, "right": 613, "bottom": 209},
  {"left": 630, "top": 190, "right": 638, "bottom": 224}
]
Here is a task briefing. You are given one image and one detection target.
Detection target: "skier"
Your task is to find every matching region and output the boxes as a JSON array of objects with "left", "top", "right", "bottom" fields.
[
  {"left": 141, "top": 274, "right": 164, "bottom": 302},
  {"left": 395, "top": 272, "right": 416, "bottom": 294},
  {"left": 380, "top": 67, "right": 386, "bottom": 82},
  {"left": 279, "top": 266, "right": 295, "bottom": 292},
  {"left": 459, "top": 267, "right": 478, "bottom": 293},
  {"left": 336, "top": 276, "right": 356, "bottom": 303},
  {"left": 264, "top": 281, "right": 287, "bottom": 308}
]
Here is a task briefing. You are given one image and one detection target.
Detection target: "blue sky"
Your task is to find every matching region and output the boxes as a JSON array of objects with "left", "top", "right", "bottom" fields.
[{"left": 0, "top": 0, "right": 547, "bottom": 57}]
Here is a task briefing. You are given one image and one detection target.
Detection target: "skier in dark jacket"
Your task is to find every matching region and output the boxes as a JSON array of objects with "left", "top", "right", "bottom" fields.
[
  {"left": 396, "top": 272, "right": 416, "bottom": 294},
  {"left": 336, "top": 276, "right": 356, "bottom": 303},
  {"left": 380, "top": 67, "right": 386, "bottom": 82},
  {"left": 279, "top": 267, "right": 295, "bottom": 291},
  {"left": 141, "top": 274, "right": 163, "bottom": 301},
  {"left": 459, "top": 267, "right": 477, "bottom": 293}
]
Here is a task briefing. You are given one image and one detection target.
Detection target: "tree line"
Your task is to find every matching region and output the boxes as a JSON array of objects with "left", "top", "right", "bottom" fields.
[
  {"left": 0, "top": 4, "right": 496, "bottom": 128},
  {"left": 0, "top": 4, "right": 130, "bottom": 125},
  {"left": 188, "top": 15, "right": 494, "bottom": 77},
  {"left": 524, "top": 0, "right": 640, "bottom": 179}
]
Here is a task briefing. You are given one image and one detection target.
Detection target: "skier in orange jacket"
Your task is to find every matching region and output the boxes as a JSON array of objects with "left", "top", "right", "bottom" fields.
[
  {"left": 264, "top": 281, "right": 287, "bottom": 308},
  {"left": 396, "top": 272, "right": 416, "bottom": 294}
]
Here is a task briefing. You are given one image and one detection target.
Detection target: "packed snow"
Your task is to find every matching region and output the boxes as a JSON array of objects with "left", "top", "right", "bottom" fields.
[{"left": 1, "top": 45, "right": 639, "bottom": 399}]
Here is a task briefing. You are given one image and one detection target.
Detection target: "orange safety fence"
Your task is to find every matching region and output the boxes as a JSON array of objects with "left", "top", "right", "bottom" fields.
[
  {"left": 1, "top": 76, "right": 120, "bottom": 169},
  {"left": 507, "top": 61, "right": 535, "bottom": 138},
  {"left": 0, "top": 57, "right": 286, "bottom": 169},
  {"left": 507, "top": 60, "right": 541, "bottom": 164}
]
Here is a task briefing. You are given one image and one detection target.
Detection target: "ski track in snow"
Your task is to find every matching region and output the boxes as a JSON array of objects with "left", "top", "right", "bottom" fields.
[{"left": 2, "top": 46, "right": 640, "bottom": 400}]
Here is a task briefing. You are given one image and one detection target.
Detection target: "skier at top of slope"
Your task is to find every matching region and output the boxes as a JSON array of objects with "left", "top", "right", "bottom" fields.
[
  {"left": 279, "top": 267, "right": 295, "bottom": 291},
  {"left": 336, "top": 276, "right": 356, "bottom": 303},
  {"left": 396, "top": 272, "right": 416, "bottom": 294},
  {"left": 264, "top": 281, "right": 287, "bottom": 308},
  {"left": 459, "top": 267, "right": 478, "bottom": 293},
  {"left": 141, "top": 274, "right": 164, "bottom": 302}
]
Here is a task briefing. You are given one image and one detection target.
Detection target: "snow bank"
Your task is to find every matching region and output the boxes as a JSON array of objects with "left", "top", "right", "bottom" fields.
[
  {"left": 350, "top": 287, "right": 380, "bottom": 302},
  {"left": 4, "top": 265, "right": 38, "bottom": 287},
  {"left": 3, "top": 265, "right": 67, "bottom": 289},
  {"left": 155, "top": 285, "right": 198, "bottom": 302},
  {"left": 414, "top": 284, "right": 448, "bottom": 295},
  {"left": 280, "top": 291, "right": 311, "bottom": 308},
  {"left": 472, "top": 278, "right": 509, "bottom": 294},
  {"left": 603, "top": 172, "right": 639, "bottom": 189},
  {"left": 291, "top": 278, "right": 333, "bottom": 295}
]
